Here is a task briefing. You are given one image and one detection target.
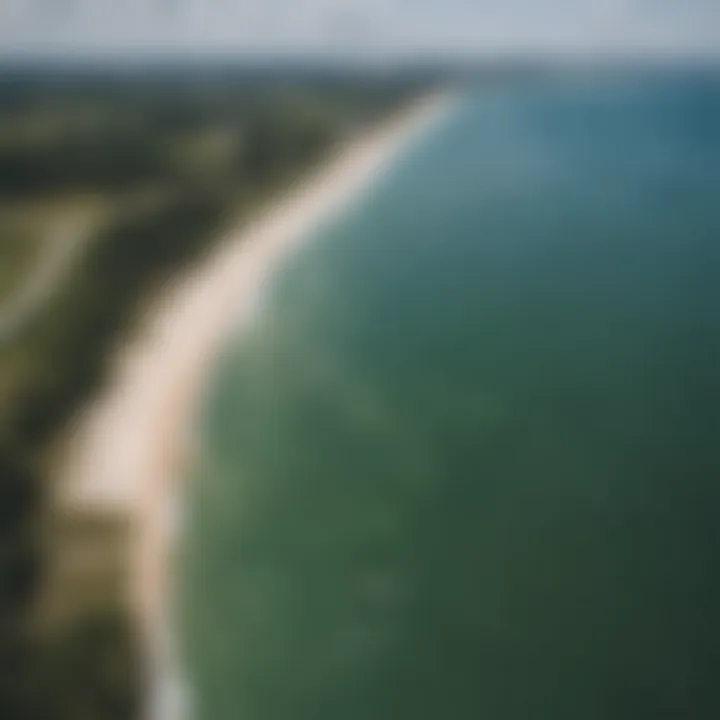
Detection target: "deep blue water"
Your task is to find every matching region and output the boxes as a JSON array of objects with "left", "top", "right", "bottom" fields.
[{"left": 181, "top": 71, "right": 720, "bottom": 720}]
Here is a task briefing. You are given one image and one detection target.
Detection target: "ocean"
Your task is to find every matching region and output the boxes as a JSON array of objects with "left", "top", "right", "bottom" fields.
[{"left": 180, "top": 69, "right": 720, "bottom": 719}]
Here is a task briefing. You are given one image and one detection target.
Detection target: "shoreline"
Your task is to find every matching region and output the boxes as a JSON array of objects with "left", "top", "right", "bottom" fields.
[{"left": 52, "top": 90, "right": 455, "bottom": 719}]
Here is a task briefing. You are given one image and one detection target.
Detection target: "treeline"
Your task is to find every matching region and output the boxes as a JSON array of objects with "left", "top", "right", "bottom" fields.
[{"left": 0, "top": 70, "right": 427, "bottom": 198}]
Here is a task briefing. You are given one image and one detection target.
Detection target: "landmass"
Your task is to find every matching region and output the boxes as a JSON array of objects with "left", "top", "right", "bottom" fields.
[{"left": 0, "top": 63, "right": 449, "bottom": 720}]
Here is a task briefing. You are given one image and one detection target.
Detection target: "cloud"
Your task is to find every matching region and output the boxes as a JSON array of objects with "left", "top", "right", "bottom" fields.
[{"left": 0, "top": 0, "right": 718, "bottom": 56}]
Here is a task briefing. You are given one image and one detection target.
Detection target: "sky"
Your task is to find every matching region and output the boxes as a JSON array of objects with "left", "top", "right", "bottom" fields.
[{"left": 0, "top": 0, "right": 718, "bottom": 59}]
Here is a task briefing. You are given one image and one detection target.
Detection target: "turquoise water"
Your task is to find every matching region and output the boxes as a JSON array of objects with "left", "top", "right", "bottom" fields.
[{"left": 181, "top": 72, "right": 720, "bottom": 719}]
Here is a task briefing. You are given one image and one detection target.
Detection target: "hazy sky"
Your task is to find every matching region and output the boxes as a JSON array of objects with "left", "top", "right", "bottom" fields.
[{"left": 0, "top": 0, "right": 718, "bottom": 58}]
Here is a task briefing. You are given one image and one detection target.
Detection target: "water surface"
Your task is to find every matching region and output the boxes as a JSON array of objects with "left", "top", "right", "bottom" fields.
[{"left": 182, "top": 71, "right": 720, "bottom": 720}]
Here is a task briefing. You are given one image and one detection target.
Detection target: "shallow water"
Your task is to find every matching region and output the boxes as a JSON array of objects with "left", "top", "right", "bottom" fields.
[{"left": 181, "top": 70, "right": 720, "bottom": 720}]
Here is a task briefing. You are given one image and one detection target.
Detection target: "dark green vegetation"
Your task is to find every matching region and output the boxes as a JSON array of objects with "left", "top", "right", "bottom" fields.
[{"left": 0, "top": 64, "right": 439, "bottom": 719}]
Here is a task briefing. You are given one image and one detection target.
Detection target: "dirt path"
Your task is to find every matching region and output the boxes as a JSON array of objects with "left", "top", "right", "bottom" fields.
[{"left": 0, "top": 212, "right": 95, "bottom": 343}]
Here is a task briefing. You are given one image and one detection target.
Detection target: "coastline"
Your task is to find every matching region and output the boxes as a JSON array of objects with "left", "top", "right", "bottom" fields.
[{"left": 52, "top": 90, "right": 455, "bottom": 719}]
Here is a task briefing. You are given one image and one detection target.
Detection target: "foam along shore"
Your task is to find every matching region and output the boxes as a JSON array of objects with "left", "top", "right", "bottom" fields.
[{"left": 51, "top": 90, "right": 455, "bottom": 719}]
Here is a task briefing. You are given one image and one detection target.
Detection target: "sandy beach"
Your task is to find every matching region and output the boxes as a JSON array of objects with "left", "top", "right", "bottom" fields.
[{"left": 52, "top": 91, "right": 453, "bottom": 719}]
